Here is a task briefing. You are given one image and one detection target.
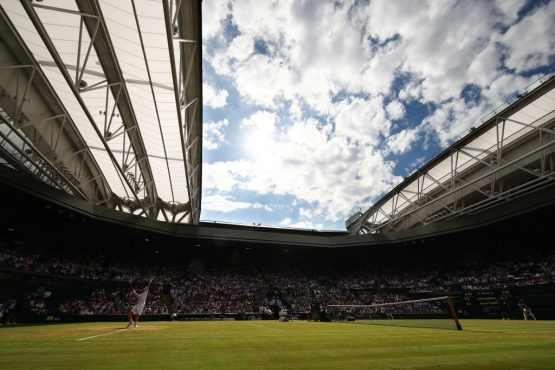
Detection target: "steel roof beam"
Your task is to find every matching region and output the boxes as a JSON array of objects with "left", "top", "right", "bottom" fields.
[
  {"left": 363, "top": 133, "right": 555, "bottom": 234},
  {"left": 0, "top": 6, "right": 110, "bottom": 203},
  {"left": 21, "top": 0, "right": 151, "bottom": 217},
  {"left": 130, "top": 0, "right": 176, "bottom": 205},
  {"left": 162, "top": 0, "right": 193, "bottom": 223},
  {"left": 75, "top": 0, "right": 159, "bottom": 215},
  {"left": 177, "top": 0, "right": 202, "bottom": 223},
  {"left": 353, "top": 77, "right": 555, "bottom": 233},
  {"left": 0, "top": 117, "right": 81, "bottom": 197}
]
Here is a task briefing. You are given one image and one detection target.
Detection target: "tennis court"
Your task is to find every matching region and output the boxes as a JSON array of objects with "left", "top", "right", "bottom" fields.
[{"left": 1, "top": 319, "right": 554, "bottom": 369}]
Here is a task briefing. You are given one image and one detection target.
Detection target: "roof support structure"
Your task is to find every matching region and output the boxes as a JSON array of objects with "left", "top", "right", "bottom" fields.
[
  {"left": 350, "top": 77, "right": 555, "bottom": 234},
  {"left": 360, "top": 116, "right": 555, "bottom": 234},
  {"left": 0, "top": 1, "right": 202, "bottom": 223},
  {"left": 21, "top": 0, "right": 153, "bottom": 218},
  {"left": 0, "top": 6, "right": 112, "bottom": 204},
  {"left": 0, "top": 116, "right": 82, "bottom": 197},
  {"left": 0, "top": 112, "right": 86, "bottom": 199},
  {"left": 180, "top": 4, "right": 202, "bottom": 223},
  {"left": 162, "top": 0, "right": 202, "bottom": 223},
  {"left": 75, "top": 0, "right": 161, "bottom": 216},
  {"left": 130, "top": 0, "right": 176, "bottom": 205}
]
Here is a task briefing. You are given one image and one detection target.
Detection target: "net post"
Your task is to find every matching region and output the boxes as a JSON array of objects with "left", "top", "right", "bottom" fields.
[{"left": 446, "top": 297, "right": 463, "bottom": 331}]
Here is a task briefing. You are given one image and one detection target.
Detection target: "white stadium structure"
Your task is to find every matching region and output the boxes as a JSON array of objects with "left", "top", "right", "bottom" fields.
[
  {"left": 0, "top": 0, "right": 202, "bottom": 224},
  {"left": 0, "top": 0, "right": 554, "bottom": 247}
]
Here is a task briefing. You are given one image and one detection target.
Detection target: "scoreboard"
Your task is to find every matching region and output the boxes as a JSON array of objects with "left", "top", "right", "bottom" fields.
[{"left": 463, "top": 289, "right": 511, "bottom": 316}]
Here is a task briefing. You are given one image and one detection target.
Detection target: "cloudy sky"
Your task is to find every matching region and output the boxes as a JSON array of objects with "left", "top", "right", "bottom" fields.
[{"left": 199, "top": 0, "right": 555, "bottom": 230}]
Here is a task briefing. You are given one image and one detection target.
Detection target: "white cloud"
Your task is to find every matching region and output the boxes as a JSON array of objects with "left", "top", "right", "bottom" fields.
[
  {"left": 253, "top": 203, "right": 273, "bottom": 211},
  {"left": 208, "top": 1, "right": 373, "bottom": 112},
  {"left": 359, "top": 0, "right": 551, "bottom": 105},
  {"left": 203, "top": 116, "right": 402, "bottom": 221},
  {"left": 279, "top": 217, "right": 291, "bottom": 226},
  {"left": 233, "top": 54, "right": 296, "bottom": 108},
  {"left": 240, "top": 110, "right": 277, "bottom": 135},
  {"left": 202, "top": 1, "right": 229, "bottom": 40},
  {"left": 500, "top": 1, "right": 555, "bottom": 73},
  {"left": 298, "top": 207, "right": 313, "bottom": 220},
  {"left": 386, "top": 128, "right": 419, "bottom": 155},
  {"left": 203, "top": 83, "right": 229, "bottom": 108},
  {"left": 207, "top": 0, "right": 554, "bottom": 119},
  {"left": 227, "top": 34, "right": 254, "bottom": 61},
  {"left": 210, "top": 0, "right": 551, "bottom": 117},
  {"left": 202, "top": 194, "right": 253, "bottom": 213},
  {"left": 481, "top": 73, "right": 541, "bottom": 104},
  {"left": 278, "top": 217, "right": 324, "bottom": 230},
  {"left": 203, "top": 160, "right": 251, "bottom": 192},
  {"left": 332, "top": 96, "right": 391, "bottom": 147},
  {"left": 240, "top": 111, "right": 280, "bottom": 157},
  {"left": 423, "top": 99, "right": 479, "bottom": 146},
  {"left": 467, "top": 43, "right": 502, "bottom": 87},
  {"left": 281, "top": 209, "right": 325, "bottom": 229},
  {"left": 493, "top": 0, "right": 524, "bottom": 24},
  {"left": 289, "top": 220, "right": 324, "bottom": 230},
  {"left": 398, "top": 80, "right": 423, "bottom": 102},
  {"left": 424, "top": 73, "right": 541, "bottom": 146},
  {"left": 386, "top": 100, "right": 406, "bottom": 121},
  {"left": 201, "top": 0, "right": 555, "bottom": 227},
  {"left": 204, "top": 119, "right": 229, "bottom": 150}
]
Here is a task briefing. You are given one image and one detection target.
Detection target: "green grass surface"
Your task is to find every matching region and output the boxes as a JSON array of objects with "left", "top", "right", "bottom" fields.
[{"left": 1, "top": 319, "right": 554, "bottom": 369}]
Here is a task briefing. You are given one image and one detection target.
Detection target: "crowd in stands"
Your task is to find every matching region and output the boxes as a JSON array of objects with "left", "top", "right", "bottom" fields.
[{"left": 0, "top": 239, "right": 553, "bottom": 318}]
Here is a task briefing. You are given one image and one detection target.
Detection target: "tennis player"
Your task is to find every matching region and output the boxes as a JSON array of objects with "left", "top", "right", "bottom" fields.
[{"left": 127, "top": 278, "right": 153, "bottom": 328}]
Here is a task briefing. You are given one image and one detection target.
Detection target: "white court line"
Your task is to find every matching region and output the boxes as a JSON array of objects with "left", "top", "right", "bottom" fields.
[
  {"left": 76, "top": 323, "right": 461, "bottom": 342},
  {"left": 248, "top": 322, "right": 285, "bottom": 332},
  {"left": 93, "top": 330, "right": 433, "bottom": 342},
  {"left": 77, "top": 328, "right": 128, "bottom": 341}
]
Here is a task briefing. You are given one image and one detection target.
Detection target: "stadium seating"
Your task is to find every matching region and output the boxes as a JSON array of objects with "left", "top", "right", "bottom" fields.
[{"left": 0, "top": 236, "right": 552, "bottom": 321}]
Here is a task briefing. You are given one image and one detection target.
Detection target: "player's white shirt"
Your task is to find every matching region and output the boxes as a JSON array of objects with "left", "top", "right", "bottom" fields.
[
  {"left": 137, "top": 288, "right": 149, "bottom": 306},
  {"left": 132, "top": 288, "right": 149, "bottom": 315}
]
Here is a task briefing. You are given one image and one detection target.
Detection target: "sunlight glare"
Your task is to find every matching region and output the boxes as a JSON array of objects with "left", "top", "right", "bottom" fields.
[{"left": 243, "top": 129, "right": 276, "bottom": 157}]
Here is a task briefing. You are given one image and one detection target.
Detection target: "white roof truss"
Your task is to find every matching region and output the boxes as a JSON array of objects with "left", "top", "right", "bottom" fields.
[{"left": 0, "top": 0, "right": 202, "bottom": 223}]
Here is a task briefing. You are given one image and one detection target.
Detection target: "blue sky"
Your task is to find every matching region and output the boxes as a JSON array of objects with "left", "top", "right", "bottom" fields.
[{"left": 199, "top": 0, "right": 555, "bottom": 230}]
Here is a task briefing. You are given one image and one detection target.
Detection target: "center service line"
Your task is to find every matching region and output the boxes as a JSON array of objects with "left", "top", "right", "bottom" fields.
[{"left": 77, "top": 328, "right": 128, "bottom": 341}]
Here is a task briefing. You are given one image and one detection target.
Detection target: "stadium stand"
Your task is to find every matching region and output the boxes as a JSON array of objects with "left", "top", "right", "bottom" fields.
[{"left": 1, "top": 222, "right": 553, "bottom": 324}]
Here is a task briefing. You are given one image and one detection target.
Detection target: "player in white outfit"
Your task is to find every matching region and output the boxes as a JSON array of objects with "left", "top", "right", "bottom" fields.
[{"left": 127, "top": 278, "right": 153, "bottom": 328}]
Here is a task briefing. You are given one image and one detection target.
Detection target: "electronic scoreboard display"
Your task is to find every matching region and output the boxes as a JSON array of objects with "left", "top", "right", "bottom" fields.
[{"left": 463, "top": 289, "right": 511, "bottom": 316}]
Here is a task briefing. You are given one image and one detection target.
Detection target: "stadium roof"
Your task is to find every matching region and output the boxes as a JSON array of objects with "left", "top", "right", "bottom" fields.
[
  {"left": 348, "top": 74, "right": 555, "bottom": 235},
  {"left": 1, "top": 71, "right": 554, "bottom": 246},
  {"left": 0, "top": 0, "right": 202, "bottom": 223},
  {"left": 1, "top": 1, "right": 555, "bottom": 239}
]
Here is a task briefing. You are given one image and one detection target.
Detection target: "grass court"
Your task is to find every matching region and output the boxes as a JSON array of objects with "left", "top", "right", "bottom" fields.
[{"left": 1, "top": 319, "right": 554, "bottom": 369}]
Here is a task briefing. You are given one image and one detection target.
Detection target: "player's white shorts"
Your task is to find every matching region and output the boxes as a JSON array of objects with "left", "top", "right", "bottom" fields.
[{"left": 132, "top": 303, "right": 145, "bottom": 316}]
